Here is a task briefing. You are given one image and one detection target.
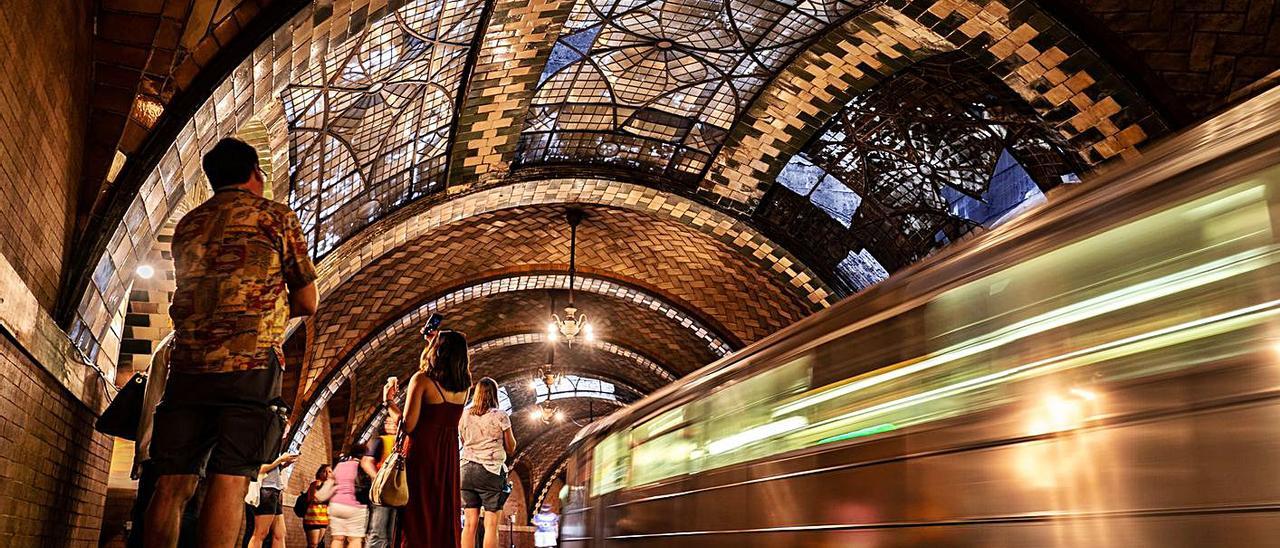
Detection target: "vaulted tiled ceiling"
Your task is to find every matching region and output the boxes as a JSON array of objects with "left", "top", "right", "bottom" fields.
[{"left": 70, "top": 0, "right": 1280, "bottom": 512}]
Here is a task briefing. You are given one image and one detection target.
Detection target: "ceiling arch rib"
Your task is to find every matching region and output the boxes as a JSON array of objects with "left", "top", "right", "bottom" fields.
[
  {"left": 349, "top": 288, "right": 714, "bottom": 390},
  {"left": 705, "top": 0, "right": 1169, "bottom": 208},
  {"left": 301, "top": 202, "right": 818, "bottom": 410},
  {"left": 472, "top": 333, "right": 676, "bottom": 383},
  {"left": 310, "top": 178, "right": 834, "bottom": 307},
  {"left": 288, "top": 271, "right": 731, "bottom": 456},
  {"left": 348, "top": 332, "right": 681, "bottom": 446},
  {"left": 352, "top": 367, "right": 641, "bottom": 446}
]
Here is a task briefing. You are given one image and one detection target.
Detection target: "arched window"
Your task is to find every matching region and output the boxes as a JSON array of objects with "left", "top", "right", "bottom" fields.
[{"left": 535, "top": 375, "right": 617, "bottom": 403}]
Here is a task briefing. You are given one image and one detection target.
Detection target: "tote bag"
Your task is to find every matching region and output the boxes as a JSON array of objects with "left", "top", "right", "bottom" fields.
[{"left": 371, "top": 425, "right": 409, "bottom": 507}]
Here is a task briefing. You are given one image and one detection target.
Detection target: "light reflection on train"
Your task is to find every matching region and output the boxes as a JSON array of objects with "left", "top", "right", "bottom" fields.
[{"left": 558, "top": 87, "right": 1280, "bottom": 547}]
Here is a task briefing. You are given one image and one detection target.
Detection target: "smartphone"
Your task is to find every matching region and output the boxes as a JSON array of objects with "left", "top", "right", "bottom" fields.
[{"left": 421, "top": 313, "right": 444, "bottom": 337}]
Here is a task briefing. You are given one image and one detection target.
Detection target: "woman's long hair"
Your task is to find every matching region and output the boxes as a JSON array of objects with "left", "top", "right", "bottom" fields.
[
  {"left": 314, "top": 464, "right": 331, "bottom": 481},
  {"left": 422, "top": 330, "right": 472, "bottom": 393},
  {"left": 471, "top": 377, "right": 499, "bottom": 416}
]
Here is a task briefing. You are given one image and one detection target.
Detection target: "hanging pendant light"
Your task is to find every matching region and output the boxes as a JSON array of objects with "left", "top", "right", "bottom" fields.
[{"left": 549, "top": 209, "right": 595, "bottom": 345}]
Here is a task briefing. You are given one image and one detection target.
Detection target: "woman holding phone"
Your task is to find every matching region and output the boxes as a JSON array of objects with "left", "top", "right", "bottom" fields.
[{"left": 386, "top": 328, "right": 471, "bottom": 547}]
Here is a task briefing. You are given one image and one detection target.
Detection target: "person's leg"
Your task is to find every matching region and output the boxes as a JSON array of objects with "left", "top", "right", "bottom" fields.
[
  {"left": 270, "top": 513, "right": 287, "bottom": 548},
  {"left": 365, "top": 505, "right": 389, "bottom": 548},
  {"left": 176, "top": 480, "right": 207, "bottom": 548},
  {"left": 306, "top": 528, "right": 324, "bottom": 548},
  {"left": 331, "top": 536, "right": 347, "bottom": 548},
  {"left": 144, "top": 474, "right": 199, "bottom": 548},
  {"left": 197, "top": 473, "right": 251, "bottom": 548},
  {"left": 347, "top": 537, "right": 364, "bottom": 548},
  {"left": 128, "top": 461, "right": 159, "bottom": 548},
  {"left": 462, "top": 508, "right": 480, "bottom": 548},
  {"left": 249, "top": 512, "right": 275, "bottom": 547},
  {"left": 482, "top": 510, "right": 501, "bottom": 548}
]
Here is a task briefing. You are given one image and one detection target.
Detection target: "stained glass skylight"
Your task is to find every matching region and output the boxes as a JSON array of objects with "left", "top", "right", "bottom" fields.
[
  {"left": 772, "top": 53, "right": 1081, "bottom": 274},
  {"left": 284, "top": 0, "right": 486, "bottom": 257},
  {"left": 535, "top": 375, "right": 617, "bottom": 403},
  {"left": 514, "top": 0, "right": 875, "bottom": 182}
]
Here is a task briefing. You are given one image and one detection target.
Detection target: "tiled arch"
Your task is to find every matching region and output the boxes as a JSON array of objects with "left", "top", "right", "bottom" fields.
[
  {"left": 351, "top": 359, "right": 647, "bottom": 447},
  {"left": 704, "top": 0, "right": 1169, "bottom": 207},
  {"left": 311, "top": 178, "right": 834, "bottom": 305},
  {"left": 287, "top": 272, "right": 729, "bottom": 457}
]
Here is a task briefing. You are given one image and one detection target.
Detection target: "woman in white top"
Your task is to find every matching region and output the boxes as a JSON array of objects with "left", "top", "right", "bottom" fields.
[{"left": 459, "top": 377, "right": 516, "bottom": 548}]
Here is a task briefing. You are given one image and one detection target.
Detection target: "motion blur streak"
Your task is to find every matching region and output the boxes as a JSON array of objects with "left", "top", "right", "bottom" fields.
[{"left": 560, "top": 88, "right": 1280, "bottom": 547}]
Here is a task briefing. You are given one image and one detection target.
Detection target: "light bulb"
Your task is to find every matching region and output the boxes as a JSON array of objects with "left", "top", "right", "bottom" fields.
[
  {"left": 136, "top": 264, "right": 155, "bottom": 279},
  {"left": 531, "top": 408, "right": 545, "bottom": 420},
  {"left": 554, "top": 410, "right": 565, "bottom": 422},
  {"left": 583, "top": 323, "right": 595, "bottom": 341}
]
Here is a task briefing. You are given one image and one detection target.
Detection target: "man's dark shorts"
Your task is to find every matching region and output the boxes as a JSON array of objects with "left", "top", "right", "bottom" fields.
[
  {"left": 460, "top": 462, "right": 510, "bottom": 512},
  {"left": 150, "top": 361, "right": 279, "bottom": 479},
  {"left": 254, "top": 487, "right": 283, "bottom": 516}
]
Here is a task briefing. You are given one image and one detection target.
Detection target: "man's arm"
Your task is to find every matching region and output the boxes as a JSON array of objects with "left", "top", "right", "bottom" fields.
[
  {"left": 360, "top": 455, "right": 379, "bottom": 478},
  {"left": 289, "top": 282, "right": 317, "bottom": 318},
  {"left": 360, "top": 437, "right": 382, "bottom": 477},
  {"left": 280, "top": 210, "right": 318, "bottom": 317}
]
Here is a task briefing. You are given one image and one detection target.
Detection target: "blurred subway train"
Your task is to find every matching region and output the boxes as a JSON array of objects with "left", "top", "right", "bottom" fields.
[{"left": 557, "top": 86, "right": 1280, "bottom": 547}]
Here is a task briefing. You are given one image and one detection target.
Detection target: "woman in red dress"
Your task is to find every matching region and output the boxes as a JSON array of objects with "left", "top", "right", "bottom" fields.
[{"left": 386, "top": 330, "right": 472, "bottom": 548}]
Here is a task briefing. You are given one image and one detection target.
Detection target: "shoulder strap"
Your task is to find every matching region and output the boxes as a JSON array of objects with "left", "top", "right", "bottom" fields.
[{"left": 425, "top": 377, "right": 445, "bottom": 400}]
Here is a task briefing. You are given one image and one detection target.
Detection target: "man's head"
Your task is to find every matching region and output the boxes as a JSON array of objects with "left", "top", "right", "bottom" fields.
[{"left": 202, "top": 137, "right": 264, "bottom": 194}]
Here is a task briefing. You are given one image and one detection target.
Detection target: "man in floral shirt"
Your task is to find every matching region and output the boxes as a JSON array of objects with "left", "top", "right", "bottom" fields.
[{"left": 144, "top": 137, "right": 318, "bottom": 548}]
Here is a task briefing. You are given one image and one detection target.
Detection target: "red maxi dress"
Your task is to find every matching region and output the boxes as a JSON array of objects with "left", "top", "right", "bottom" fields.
[{"left": 401, "top": 381, "right": 466, "bottom": 548}]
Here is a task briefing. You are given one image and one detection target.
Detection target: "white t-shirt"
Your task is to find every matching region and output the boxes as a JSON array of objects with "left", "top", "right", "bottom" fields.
[{"left": 459, "top": 408, "right": 511, "bottom": 475}]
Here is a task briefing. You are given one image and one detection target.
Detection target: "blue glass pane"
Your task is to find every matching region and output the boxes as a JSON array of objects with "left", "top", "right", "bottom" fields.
[
  {"left": 810, "top": 174, "right": 862, "bottom": 228},
  {"left": 776, "top": 154, "right": 825, "bottom": 195},
  {"left": 562, "top": 25, "right": 600, "bottom": 52},
  {"left": 538, "top": 26, "right": 600, "bottom": 85},
  {"left": 836, "top": 249, "right": 889, "bottom": 292},
  {"left": 944, "top": 149, "right": 1045, "bottom": 228}
]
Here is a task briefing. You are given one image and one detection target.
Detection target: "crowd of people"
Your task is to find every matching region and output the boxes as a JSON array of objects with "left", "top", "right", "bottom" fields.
[{"left": 127, "top": 138, "right": 521, "bottom": 548}]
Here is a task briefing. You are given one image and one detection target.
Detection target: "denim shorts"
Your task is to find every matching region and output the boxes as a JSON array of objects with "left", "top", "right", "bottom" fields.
[{"left": 460, "top": 462, "right": 509, "bottom": 512}]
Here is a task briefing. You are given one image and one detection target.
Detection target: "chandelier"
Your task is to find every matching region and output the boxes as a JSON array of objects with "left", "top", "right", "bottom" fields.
[
  {"left": 529, "top": 362, "right": 566, "bottom": 424},
  {"left": 549, "top": 209, "right": 595, "bottom": 344}
]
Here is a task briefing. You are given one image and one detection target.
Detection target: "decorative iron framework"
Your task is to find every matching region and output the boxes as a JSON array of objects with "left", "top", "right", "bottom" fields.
[
  {"left": 759, "top": 52, "right": 1083, "bottom": 295},
  {"left": 284, "top": 0, "right": 487, "bottom": 258},
  {"left": 514, "top": 0, "right": 875, "bottom": 183}
]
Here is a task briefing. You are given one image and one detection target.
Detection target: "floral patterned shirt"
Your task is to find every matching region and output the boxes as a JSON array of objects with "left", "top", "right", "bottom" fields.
[{"left": 169, "top": 188, "right": 316, "bottom": 374}]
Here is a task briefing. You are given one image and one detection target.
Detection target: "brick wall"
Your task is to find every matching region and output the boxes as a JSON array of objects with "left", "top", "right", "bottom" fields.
[
  {"left": 0, "top": 0, "right": 91, "bottom": 311},
  {"left": 284, "top": 410, "right": 332, "bottom": 548},
  {"left": 0, "top": 334, "right": 112, "bottom": 547}
]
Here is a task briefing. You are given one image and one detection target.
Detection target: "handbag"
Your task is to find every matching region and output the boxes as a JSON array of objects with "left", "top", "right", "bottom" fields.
[
  {"left": 294, "top": 486, "right": 310, "bottom": 518},
  {"left": 371, "top": 422, "right": 409, "bottom": 507},
  {"left": 94, "top": 372, "right": 147, "bottom": 439}
]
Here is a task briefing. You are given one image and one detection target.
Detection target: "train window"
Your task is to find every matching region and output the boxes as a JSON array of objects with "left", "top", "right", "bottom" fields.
[{"left": 590, "top": 431, "right": 630, "bottom": 497}]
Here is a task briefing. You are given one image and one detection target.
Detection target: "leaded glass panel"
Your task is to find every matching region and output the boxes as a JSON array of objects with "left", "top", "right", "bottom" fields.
[
  {"left": 285, "top": 0, "right": 486, "bottom": 257},
  {"left": 514, "top": 0, "right": 876, "bottom": 182}
]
